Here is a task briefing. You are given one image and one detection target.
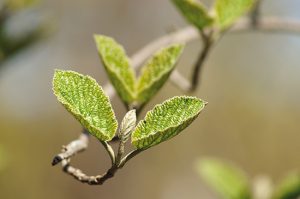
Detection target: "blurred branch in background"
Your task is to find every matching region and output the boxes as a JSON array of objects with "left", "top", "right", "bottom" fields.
[
  {"left": 170, "top": 0, "right": 300, "bottom": 92},
  {"left": 250, "top": 0, "right": 262, "bottom": 28},
  {"left": 102, "top": 16, "right": 300, "bottom": 93},
  {"left": 0, "top": 0, "right": 47, "bottom": 67}
]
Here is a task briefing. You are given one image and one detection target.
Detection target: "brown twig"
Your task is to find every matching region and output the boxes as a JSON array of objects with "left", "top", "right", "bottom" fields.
[
  {"left": 233, "top": 17, "right": 300, "bottom": 34},
  {"left": 131, "top": 16, "right": 300, "bottom": 93},
  {"left": 58, "top": 124, "right": 138, "bottom": 185},
  {"left": 52, "top": 129, "right": 89, "bottom": 166},
  {"left": 179, "top": 16, "right": 300, "bottom": 91},
  {"left": 61, "top": 159, "right": 118, "bottom": 185},
  {"left": 190, "top": 31, "right": 215, "bottom": 91},
  {"left": 250, "top": 0, "right": 262, "bottom": 28}
]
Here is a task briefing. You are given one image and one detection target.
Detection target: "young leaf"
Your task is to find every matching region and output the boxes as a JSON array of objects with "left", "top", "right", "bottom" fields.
[
  {"left": 53, "top": 70, "right": 118, "bottom": 141},
  {"left": 119, "top": 109, "right": 137, "bottom": 142},
  {"left": 214, "top": 0, "right": 255, "bottom": 30},
  {"left": 94, "top": 35, "right": 136, "bottom": 104},
  {"left": 273, "top": 172, "right": 300, "bottom": 199},
  {"left": 197, "top": 158, "right": 251, "bottom": 199},
  {"left": 172, "top": 0, "right": 214, "bottom": 30},
  {"left": 137, "top": 44, "right": 184, "bottom": 105},
  {"left": 131, "top": 96, "right": 205, "bottom": 149}
]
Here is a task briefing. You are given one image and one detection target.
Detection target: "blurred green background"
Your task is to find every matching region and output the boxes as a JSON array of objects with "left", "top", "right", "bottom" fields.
[{"left": 0, "top": 0, "right": 300, "bottom": 198}]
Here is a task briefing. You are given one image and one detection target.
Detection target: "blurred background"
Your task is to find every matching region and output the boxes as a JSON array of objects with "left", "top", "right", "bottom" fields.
[{"left": 0, "top": 0, "right": 300, "bottom": 198}]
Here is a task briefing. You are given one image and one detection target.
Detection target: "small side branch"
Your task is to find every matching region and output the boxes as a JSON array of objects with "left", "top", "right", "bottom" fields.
[
  {"left": 100, "top": 141, "right": 115, "bottom": 165},
  {"left": 233, "top": 17, "right": 300, "bottom": 35},
  {"left": 60, "top": 142, "right": 140, "bottom": 185},
  {"left": 190, "top": 31, "right": 215, "bottom": 91},
  {"left": 52, "top": 129, "right": 89, "bottom": 166},
  {"left": 127, "top": 16, "right": 300, "bottom": 93},
  {"left": 170, "top": 70, "right": 192, "bottom": 91},
  {"left": 170, "top": 17, "right": 300, "bottom": 92},
  {"left": 119, "top": 149, "right": 143, "bottom": 168}
]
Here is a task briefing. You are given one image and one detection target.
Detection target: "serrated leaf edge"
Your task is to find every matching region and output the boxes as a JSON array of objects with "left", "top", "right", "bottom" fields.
[
  {"left": 131, "top": 96, "right": 206, "bottom": 148},
  {"left": 137, "top": 44, "right": 184, "bottom": 100},
  {"left": 173, "top": 0, "right": 215, "bottom": 29},
  {"left": 53, "top": 69, "right": 118, "bottom": 141},
  {"left": 94, "top": 35, "right": 137, "bottom": 102},
  {"left": 213, "top": 0, "right": 255, "bottom": 30}
]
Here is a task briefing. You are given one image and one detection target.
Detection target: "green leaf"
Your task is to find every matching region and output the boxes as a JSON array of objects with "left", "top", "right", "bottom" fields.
[
  {"left": 172, "top": 0, "right": 214, "bottom": 30},
  {"left": 53, "top": 70, "right": 118, "bottom": 141},
  {"left": 131, "top": 96, "right": 205, "bottom": 149},
  {"left": 137, "top": 44, "right": 184, "bottom": 105},
  {"left": 214, "top": 0, "right": 255, "bottom": 30},
  {"left": 94, "top": 35, "right": 136, "bottom": 105},
  {"left": 273, "top": 172, "right": 300, "bottom": 199},
  {"left": 197, "top": 158, "right": 251, "bottom": 199}
]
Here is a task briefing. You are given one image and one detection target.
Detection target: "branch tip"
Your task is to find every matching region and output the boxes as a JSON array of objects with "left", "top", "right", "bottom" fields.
[{"left": 52, "top": 155, "right": 63, "bottom": 166}]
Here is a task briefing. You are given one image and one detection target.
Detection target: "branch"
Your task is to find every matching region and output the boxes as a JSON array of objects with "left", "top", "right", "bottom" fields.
[
  {"left": 174, "top": 17, "right": 300, "bottom": 92},
  {"left": 52, "top": 129, "right": 89, "bottom": 166},
  {"left": 190, "top": 31, "right": 215, "bottom": 91},
  {"left": 61, "top": 159, "right": 118, "bottom": 185},
  {"left": 100, "top": 141, "right": 115, "bottom": 165},
  {"left": 119, "top": 149, "right": 143, "bottom": 168},
  {"left": 60, "top": 133, "right": 133, "bottom": 185},
  {"left": 119, "top": 17, "right": 300, "bottom": 93},
  {"left": 232, "top": 17, "right": 300, "bottom": 34},
  {"left": 52, "top": 15, "right": 300, "bottom": 184},
  {"left": 250, "top": 0, "right": 262, "bottom": 28},
  {"left": 51, "top": 27, "right": 199, "bottom": 166}
]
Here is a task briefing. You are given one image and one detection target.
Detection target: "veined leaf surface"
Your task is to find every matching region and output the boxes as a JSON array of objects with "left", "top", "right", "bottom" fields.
[
  {"left": 172, "top": 0, "right": 214, "bottom": 30},
  {"left": 214, "top": 0, "right": 255, "bottom": 30},
  {"left": 95, "top": 35, "right": 136, "bottom": 104},
  {"left": 53, "top": 70, "right": 118, "bottom": 141},
  {"left": 131, "top": 96, "right": 205, "bottom": 149},
  {"left": 137, "top": 44, "right": 184, "bottom": 105}
]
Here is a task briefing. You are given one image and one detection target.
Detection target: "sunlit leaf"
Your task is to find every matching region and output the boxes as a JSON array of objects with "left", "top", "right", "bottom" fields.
[
  {"left": 197, "top": 158, "right": 251, "bottom": 199},
  {"left": 53, "top": 70, "right": 118, "bottom": 141},
  {"left": 273, "top": 172, "right": 300, "bottom": 199},
  {"left": 94, "top": 35, "right": 136, "bottom": 105},
  {"left": 131, "top": 96, "right": 205, "bottom": 149},
  {"left": 172, "top": 0, "right": 214, "bottom": 30},
  {"left": 214, "top": 0, "right": 255, "bottom": 30},
  {"left": 137, "top": 44, "right": 184, "bottom": 105}
]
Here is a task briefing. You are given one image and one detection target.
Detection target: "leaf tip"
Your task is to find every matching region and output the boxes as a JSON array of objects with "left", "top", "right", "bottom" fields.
[
  {"left": 169, "top": 43, "right": 185, "bottom": 55},
  {"left": 94, "top": 33, "right": 103, "bottom": 41}
]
